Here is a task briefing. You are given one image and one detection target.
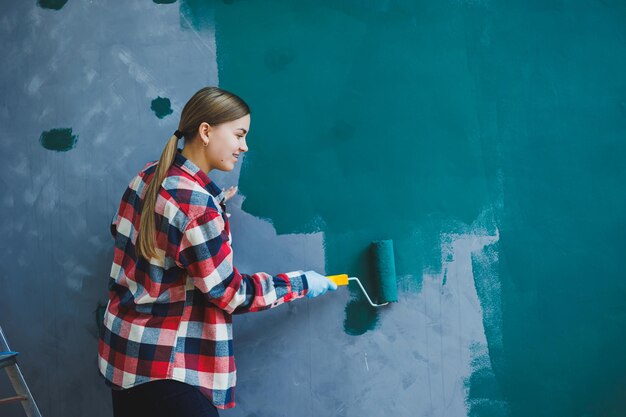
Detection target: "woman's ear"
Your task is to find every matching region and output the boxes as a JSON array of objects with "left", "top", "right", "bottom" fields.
[{"left": 198, "top": 122, "right": 212, "bottom": 144}]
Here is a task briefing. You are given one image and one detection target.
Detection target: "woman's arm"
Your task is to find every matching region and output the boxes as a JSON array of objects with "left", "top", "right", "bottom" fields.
[{"left": 177, "top": 209, "right": 309, "bottom": 314}]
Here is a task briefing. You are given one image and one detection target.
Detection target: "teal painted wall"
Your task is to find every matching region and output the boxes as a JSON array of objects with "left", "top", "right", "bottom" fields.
[{"left": 207, "top": 1, "right": 626, "bottom": 416}]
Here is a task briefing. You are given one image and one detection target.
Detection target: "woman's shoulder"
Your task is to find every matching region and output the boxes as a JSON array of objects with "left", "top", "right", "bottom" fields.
[
  {"left": 141, "top": 160, "right": 159, "bottom": 172},
  {"left": 160, "top": 168, "right": 221, "bottom": 224}
]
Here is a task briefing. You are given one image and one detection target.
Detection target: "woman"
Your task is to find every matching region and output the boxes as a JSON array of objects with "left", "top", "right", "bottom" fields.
[{"left": 98, "top": 87, "right": 337, "bottom": 417}]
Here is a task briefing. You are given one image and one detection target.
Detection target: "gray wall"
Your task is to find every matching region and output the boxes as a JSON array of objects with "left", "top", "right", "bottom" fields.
[{"left": 0, "top": 1, "right": 219, "bottom": 415}]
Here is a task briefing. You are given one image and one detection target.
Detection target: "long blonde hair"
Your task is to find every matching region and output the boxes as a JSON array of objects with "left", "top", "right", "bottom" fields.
[{"left": 137, "top": 86, "right": 250, "bottom": 260}]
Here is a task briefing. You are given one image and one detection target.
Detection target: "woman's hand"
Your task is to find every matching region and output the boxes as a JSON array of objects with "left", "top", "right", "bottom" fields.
[
  {"left": 304, "top": 270, "right": 338, "bottom": 298},
  {"left": 223, "top": 186, "right": 238, "bottom": 201}
]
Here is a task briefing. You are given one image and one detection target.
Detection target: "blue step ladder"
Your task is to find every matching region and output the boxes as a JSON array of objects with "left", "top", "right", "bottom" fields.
[{"left": 0, "top": 326, "right": 42, "bottom": 417}]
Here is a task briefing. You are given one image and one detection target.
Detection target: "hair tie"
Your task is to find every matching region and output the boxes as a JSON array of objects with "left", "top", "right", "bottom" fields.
[{"left": 174, "top": 130, "right": 184, "bottom": 139}]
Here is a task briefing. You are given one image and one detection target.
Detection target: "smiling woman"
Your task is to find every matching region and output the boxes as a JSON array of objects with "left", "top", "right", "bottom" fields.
[
  {"left": 97, "top": 86, "right": 337, "bottom": 417},
  {"left": 181, "top": 113, "right": 250, "bottom": 172}
]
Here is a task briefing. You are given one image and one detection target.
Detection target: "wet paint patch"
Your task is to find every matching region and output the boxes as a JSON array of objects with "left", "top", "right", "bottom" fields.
[
  {"left": 37, "top": 0, "right": 69, "bottom": 10},
  {"left": 151, "top": 97, "right": 173, "bottom": 119},
  {"left": 153, "top": 0, "right": 177, "bottom": 4},
  {"left": 464, "top": 342, "right": 510, "bottom": 417},
  {"left": 39, "top": 128, "right": 78, "bottom": 151},
  {"left": 343, "top": 299, "right": 379, "bottom": 336},
  {"left": 467, "top": 241, "right": 507, "bottom": 416},
  {"left": 471, "top": 241, "right": 502, "bottom": 351},
  {"left": 331, "top": 238, "right": 392, "bottom": 335}
]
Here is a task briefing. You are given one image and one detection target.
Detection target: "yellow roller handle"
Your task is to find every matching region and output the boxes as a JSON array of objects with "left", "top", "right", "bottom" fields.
[{"left": 327, "top": 274, "right": 349, "bottom": 286}]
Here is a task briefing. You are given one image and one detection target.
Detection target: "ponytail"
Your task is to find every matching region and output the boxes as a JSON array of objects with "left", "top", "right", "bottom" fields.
[
  {"left": 136, "top": 86, "right": 250, "bottom": 261},
  {"left": 137, "top": 134, "right": 180, "bottom": 261}
]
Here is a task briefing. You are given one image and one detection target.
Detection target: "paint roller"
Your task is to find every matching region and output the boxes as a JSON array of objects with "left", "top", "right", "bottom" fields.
[{"left": 327, "top": 239, "right": 398, "bottom": 307}]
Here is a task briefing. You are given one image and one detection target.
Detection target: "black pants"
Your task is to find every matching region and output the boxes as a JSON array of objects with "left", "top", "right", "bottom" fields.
[{"left": 111, "top": 379, "right": 219, "bottom": 417}]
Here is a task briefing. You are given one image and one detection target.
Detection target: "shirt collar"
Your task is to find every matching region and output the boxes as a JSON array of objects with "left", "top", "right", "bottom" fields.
[{"left": 173, "top": 149, "right": 225, "bottom": 204}]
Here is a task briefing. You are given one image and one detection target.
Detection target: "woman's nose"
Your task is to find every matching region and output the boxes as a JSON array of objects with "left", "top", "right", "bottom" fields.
[{"left": 240, "top": 138, "right": 249, "bottom": 152}]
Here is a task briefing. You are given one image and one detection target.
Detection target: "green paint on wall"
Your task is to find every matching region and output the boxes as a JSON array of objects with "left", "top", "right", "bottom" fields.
[
  {"left": 463, "top": 2, "right": 626, "bottom": 415},
  {"left": 153, "top": 0, "right": 176, "bottom": 4},
  {"left": 209, "top": 1, "right": 626, "bottom": 415},
  {"left": 151, "top": 97, "right": 173, "bottom": 119},
  {"left": 212, "top": 1, "right": 494, "bottom": 335},
  {"left": 39, "top": 128, "right": 77, "bottom": 152},
  {"left": 37, "top": 0, "right": 68, "bottom": 10},
  {"left": 343, "top": 300, "right": 379, "bottom": 336},
  {"left": 180, "top": 0, "right": 214, "bottom": 32},
  {"left": 470, "top": 243, "right": 505, "bottom": 413},
  {"left": 397, "top": 273, "right": 422, "bottom": 294},
  {"left": 465, "top": 342, "right": 510, "bottom": 417}
]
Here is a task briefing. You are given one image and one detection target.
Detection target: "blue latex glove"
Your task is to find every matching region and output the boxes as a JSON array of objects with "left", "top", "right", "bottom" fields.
[{"left": 304, "top": 270, "right": 338, "bottom": 298}]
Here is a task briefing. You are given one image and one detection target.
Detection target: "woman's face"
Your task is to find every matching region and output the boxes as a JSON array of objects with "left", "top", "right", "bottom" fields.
[{"left": 203, "top": 114, "right": 250, "bottom": 172}]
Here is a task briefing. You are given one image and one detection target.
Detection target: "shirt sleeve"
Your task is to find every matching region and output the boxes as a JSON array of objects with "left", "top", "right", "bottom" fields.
[{"left": 177, "top": 209, "right": 309, "bottom": 314}]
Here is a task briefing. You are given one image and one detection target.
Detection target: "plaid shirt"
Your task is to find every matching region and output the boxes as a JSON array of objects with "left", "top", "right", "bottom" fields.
[{"left": 98, "top": 149, "right": 309, "bottom": 409}]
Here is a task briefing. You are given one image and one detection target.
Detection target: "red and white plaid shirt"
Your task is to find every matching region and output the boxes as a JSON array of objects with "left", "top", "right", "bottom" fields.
[{"left": 98, "top": 149, "right": 309, "bottom": 409}]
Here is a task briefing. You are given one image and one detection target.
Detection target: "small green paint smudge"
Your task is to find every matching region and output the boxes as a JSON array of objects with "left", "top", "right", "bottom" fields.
[
  {"left": 37, "top": 0, "right": 69, "bottom": 10},
  {"left": 151, "top": 97, "right": 173, "bottom": 119},
  {"left": 153, "top": 0, "right": 177, "bottom": 4},
  {"left": 442, "top": 269, "right": 447, "bottom": 286},
  {"left": 39, "top": 128, "right": 78, "bottom": 152}
]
